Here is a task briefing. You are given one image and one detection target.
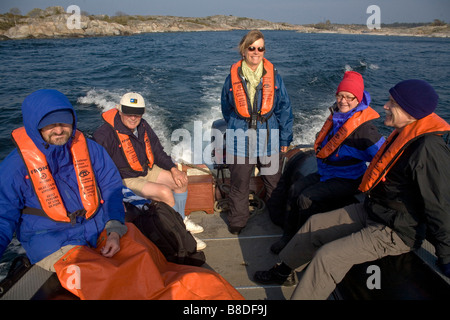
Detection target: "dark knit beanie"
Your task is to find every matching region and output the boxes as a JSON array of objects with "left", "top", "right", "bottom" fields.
[{"left": 389, "top": 79, "right": 438, "bottom": 119}]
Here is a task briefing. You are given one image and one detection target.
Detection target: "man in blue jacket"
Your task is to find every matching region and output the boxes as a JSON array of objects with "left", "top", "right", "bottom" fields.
[
  {"left": 0, "top": 90, "right": 245, "bottom": 300},
  {"left": 0, "top": 89, "right": 127, "bottom": 270}
]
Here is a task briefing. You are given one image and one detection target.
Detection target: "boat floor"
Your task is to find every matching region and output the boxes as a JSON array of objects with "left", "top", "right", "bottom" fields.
[
  {"left": 188, "top": 208, "right": 296, "bottom": 300},
  {"left": 1, "top": 205, "right": 450, "bottom": 300},
  {"left": 1, "top": 207, "right": 295, "bottom": 300}
]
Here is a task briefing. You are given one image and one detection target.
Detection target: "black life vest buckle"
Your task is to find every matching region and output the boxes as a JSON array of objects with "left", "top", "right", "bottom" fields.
[
  {"left": 250, "top": 114, "right": 258, "bottom": 129},
  {"left": 68, "top": 209, "right": 87, "bottom": 226}
]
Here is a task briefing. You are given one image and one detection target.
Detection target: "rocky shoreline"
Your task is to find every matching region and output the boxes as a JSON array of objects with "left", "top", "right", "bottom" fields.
[{"left": 1, "top": 6, "right": 449, "bottom": 40}]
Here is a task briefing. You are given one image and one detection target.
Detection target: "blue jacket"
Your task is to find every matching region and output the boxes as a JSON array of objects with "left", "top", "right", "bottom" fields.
[
  {"left": 0, "top": 89, "right": 125, "bottom": 264},
  {"left": 221, "top": 62, "right": 293, "bottom": 157},
  {"left": 317, "top": 91, "right": 385, "bottom": 181}
]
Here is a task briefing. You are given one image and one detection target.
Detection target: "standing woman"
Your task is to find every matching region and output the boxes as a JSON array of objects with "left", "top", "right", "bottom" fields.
[{"left": 221, "top": 30, "right": 293, "bottom": 234}]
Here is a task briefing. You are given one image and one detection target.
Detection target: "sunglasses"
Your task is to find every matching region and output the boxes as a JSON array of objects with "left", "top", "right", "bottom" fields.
[{"left": 248, "top": 46, "right": 265, "bottom": 52}]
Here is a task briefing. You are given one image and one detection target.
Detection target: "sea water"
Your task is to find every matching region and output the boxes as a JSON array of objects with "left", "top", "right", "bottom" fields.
[{"left": 0, "top": 30, "right": 449, "bottom": 277}]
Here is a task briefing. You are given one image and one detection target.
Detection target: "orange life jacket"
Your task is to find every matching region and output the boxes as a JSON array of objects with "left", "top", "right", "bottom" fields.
[
  {"left": 359, "top": 113, "right": 450, "bottom": 193},
  {"left": 102, "top": 109, "right": 154, "bottom": 172},
  {"left": 230, "top": 58, "right": 275, "bottom": 121},
  {"left": 12, "top": 127, "right": 100, "bottom": 223},
  {"left": 314, "top": 107, "right": 380, "bottom": 159}
]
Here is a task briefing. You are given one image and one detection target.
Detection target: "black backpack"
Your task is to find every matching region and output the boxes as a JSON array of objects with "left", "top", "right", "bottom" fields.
[{"left": 124, "top": 200, "right": 206, "bottom": 267}]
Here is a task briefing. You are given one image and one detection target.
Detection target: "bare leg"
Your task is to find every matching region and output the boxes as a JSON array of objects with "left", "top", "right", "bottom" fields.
[{"left": 139, "top": 169, "right": 187, "bottom": 207}]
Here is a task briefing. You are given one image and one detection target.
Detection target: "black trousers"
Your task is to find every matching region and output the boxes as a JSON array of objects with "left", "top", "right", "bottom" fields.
[
  {"left": 282, "top": 172, "right": 361, "bottom": 238},
  {"left": 227, "top": 155, "right": 282, "bottom": 228}
]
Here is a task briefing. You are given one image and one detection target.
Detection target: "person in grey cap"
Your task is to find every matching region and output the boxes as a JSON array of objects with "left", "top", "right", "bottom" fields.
[
  {"left": 93, "top": 92, "right": 205, "bottom": 250},
  {"left": 253, "top": 79, "right": 450, "bottom": 299}
]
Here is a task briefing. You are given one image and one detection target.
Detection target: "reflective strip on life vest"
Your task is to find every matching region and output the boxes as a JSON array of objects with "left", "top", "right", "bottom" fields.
[
  {"left": 359, "top": 113, "right": 450, "bottom": 193},
  {"left": 314, "top": 106, "right": 380, "bottom": 159},
  {"left": 230, "top": 58, "right": 275, "bottom": 119},
  {"left": 102, "top": 109, "right": 154, "bottom": 172},
  {"left": 12, "top": 127, "right": 100, "bottom": 223}
]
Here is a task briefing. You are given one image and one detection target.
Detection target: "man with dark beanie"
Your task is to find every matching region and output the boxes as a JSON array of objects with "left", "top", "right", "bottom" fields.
[{"left": 254, "top": 79, "right": 450, "bottom": 299}]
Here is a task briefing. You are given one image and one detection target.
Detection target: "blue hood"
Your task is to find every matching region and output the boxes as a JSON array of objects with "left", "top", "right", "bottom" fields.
[{"left": 21, "top": 89, "right": 77, "bottom": 154}]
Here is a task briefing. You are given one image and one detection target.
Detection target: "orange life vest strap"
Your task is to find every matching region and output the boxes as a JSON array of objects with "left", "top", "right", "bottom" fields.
[
  {"left": 314, "top": 106, "right": 380, "bottom": 159},
  {"left": 359, "top": 113, "right": 450, "bottom": 193},
  {"left": 230, "top": 58, "right": 275, "bottom": 120},
  {"left": 102, "top": 109, "right": 154, "bottom": 172},
  {"left": 71, "top": 130, "right": 101, "bottom": 219},
  {"left": 12, "top": 127, "right": 100, "bottom": 223}
]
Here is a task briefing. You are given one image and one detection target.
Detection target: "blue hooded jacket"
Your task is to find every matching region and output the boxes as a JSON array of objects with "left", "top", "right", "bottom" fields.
[
  {"left": 0, "top": 89, "right": 125, "bottom": 264},
  {"left": 317, "top": 91, "right": 385, "bottom": 181}
]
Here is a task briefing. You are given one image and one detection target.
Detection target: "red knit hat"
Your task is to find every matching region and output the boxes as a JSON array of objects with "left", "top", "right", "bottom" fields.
[{"left": 336, "top": 71, "right": 364, "bottom": 103}]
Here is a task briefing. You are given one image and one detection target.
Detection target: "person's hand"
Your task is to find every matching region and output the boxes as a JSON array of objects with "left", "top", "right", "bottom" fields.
[
  {"left": 171, "top": 167, "right": 188, "bottom": 188},
  {"left": 280, "top": 146, "right": 288, "bottom": 153},
  {"left": 101, "top": 232, "right": 120, "bottom": 258},
  {"left": 440, "top": 262, "right": 450, "bottom": 277}
]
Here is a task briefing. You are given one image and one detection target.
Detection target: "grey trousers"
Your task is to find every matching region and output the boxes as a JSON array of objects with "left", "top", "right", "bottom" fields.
[
  {"left": 227, "top": 155, "right": 281, "bottom": 228},
  {"left": 279, "top": 203, "right": 411, "bottom": 300}
]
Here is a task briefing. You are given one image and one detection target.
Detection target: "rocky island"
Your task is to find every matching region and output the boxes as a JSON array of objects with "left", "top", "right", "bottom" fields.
[{"left": 1, "top": 6, "right": 449, "bottom": 40}]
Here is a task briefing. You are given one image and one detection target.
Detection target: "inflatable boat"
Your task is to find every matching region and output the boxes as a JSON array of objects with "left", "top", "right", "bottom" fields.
[{"left": 1, "top": 120, "right": 449, "bottom": 300}]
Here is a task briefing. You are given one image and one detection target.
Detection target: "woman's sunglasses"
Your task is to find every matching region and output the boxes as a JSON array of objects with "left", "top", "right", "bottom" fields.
[{"left": 248, "top": 46, "right": 265, "bottom": 52}]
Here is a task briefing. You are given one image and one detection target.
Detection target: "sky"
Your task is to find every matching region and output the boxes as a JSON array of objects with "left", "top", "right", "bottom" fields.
[{"left": 0, "top": 0, "right": 449, "bottom": 25}]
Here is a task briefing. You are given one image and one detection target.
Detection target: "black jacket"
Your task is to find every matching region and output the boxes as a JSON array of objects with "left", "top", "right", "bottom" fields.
[
  {"left": 365, "top": 134, "right": 450, "bottom": 264},
  {"left": 93, "top": 113, "right": 175, "bottom": 179}
]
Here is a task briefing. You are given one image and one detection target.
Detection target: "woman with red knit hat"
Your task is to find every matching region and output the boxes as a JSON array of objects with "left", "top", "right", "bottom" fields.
[{"left": 267, "top": 71, "right": 386, "bottom": 258}]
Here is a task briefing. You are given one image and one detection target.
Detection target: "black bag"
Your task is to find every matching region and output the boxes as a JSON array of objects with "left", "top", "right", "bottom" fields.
[
  {"left": 267, "top": 149, "right": 316, "bottom": 226},
  {"left": 124, "top": 200, "right": 206, "bottom": 267}
]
